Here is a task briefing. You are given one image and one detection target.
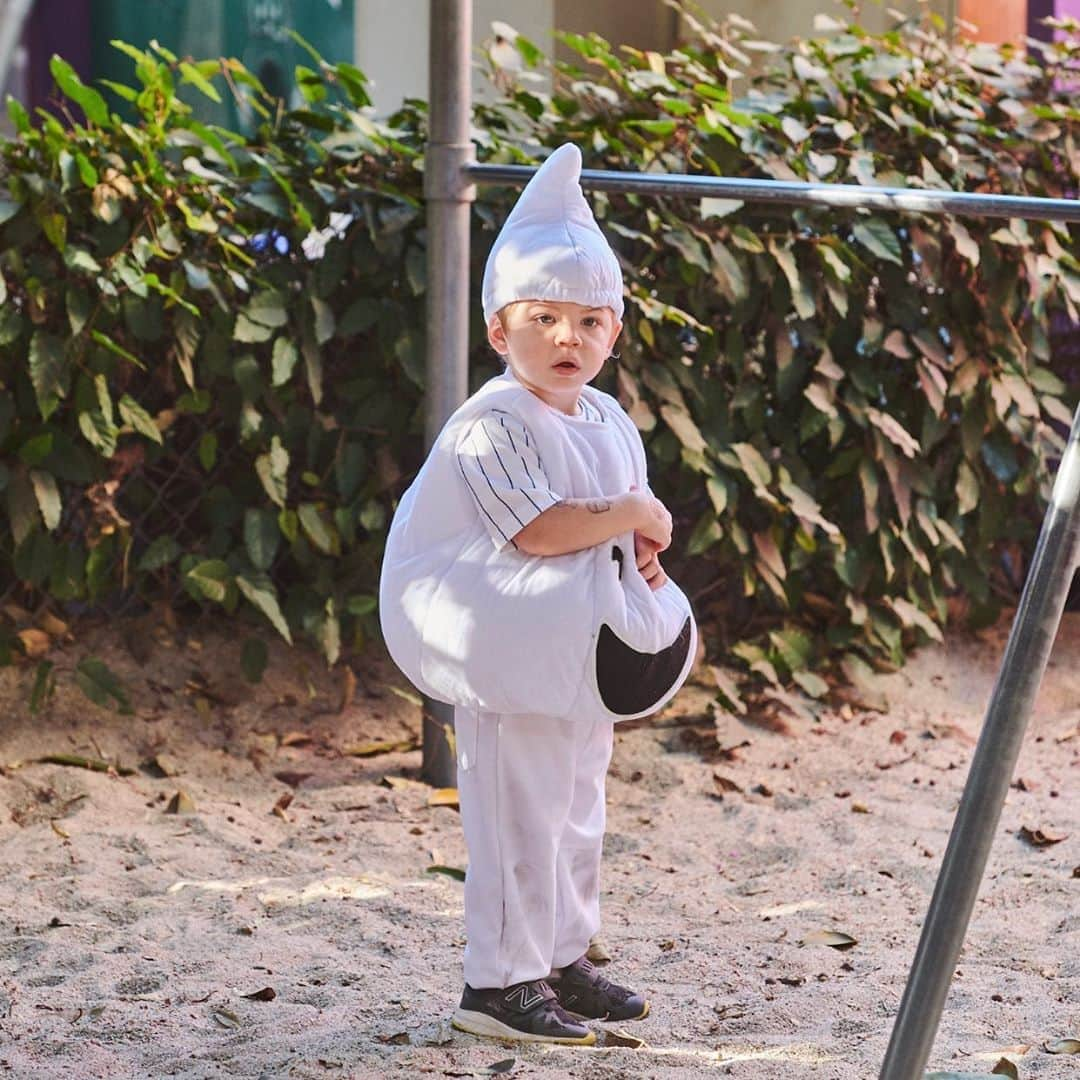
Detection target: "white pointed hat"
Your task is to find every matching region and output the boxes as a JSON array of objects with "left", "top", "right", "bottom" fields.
[{"left": 481, "top": 143, "right": 624, "bottom": 323}]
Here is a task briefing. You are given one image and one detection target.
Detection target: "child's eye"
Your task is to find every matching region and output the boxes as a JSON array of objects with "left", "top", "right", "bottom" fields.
[
  {"left": 536, "top": 314, "right": 555, "bottom": 324},
  {"left": 582, "top": 317, "right": 599, "bottom": 328}
]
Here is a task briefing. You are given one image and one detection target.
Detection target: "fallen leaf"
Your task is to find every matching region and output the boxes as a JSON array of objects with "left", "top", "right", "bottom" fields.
[
  {"left": 150, "top": 753, "right": 180, "bottom": 777},
  {"left": 272, "top": 792, "right": 294, "bottom": 821},
  {"left": 382, "top": 775, "right": 426, "bottom": 791},
  {"left": 759, "top": 900, "right": 824, "bottom": 919},
  {"left": 17, "top": 628, "right": 51, "bottom": 658},
  {"left": 345, "top": 738, "right": 420, "bottom": 758},
  {"left": 990, "top": 1057, "right": 1019, "bottom": 1079},
  {"left": 273, "top": 770, "right": 313, "bottom": 788},
  {"left": 586, "top": 934, "right": 611, "bottom": 964},
  {"left": 801, "top": 930, "right": 857, "bottom": 950},
  {"left": 37, "top": 753, "right": 136, "bottom": 776},
  {"left": 851, "top": 801, "right": 871, "bottom": 814},
  {"left": 1072, "top": 867, "right": 1080, "bottom": 879},
  {"left": 1045, "top": 1038, "right": 1080, "bottom": 1054},
  {"left": 1, "top": 600, "right": 31, "bottom": 622},
  {"left": 716, "top": 739, "right": 751, "bottom": 761},
  {"left": 658, "top": 939, "right": 676, "bottom": 951},
  {"left": 211, "top": 1007, "right": 240, "bottom": 1028},
  {"left": 425, "top": 865, "right": 466, "bottom": 882},
  {"left": 711, "top": 666, "right": 747, "bottom": 715},
  {"left": 889, "top": 730, "right": 907, "bottom": 745},
  {"left": 1011, "top": 777, "right": 1038, "bottom": 792},
  {"left": 713, "top": 1002, "right": 747, "bottom": 1019},
  {"left": 240, "top": 986, "right": 276, "bottom": 1001},
  {"left": 50, "top": 820, "right": 70, "bottom": 839},
  {"left": 376, "top": 1031, "right": 410, "bottom": 1045},
  {"left": 338, "top": 665, "right": 358, "bottom": 714},
  {"left": 604, "top": 1029, "right": 646, "bottom": 1048},
  {"left": 980, "top": 1045, "right": 1030, "bottom": 1058},
  {"left": 37, "top": 612, "right": 69, "bottom": 639},
  {"left": 1019, "top": 825, "right": 1068, "bottom": 847},
  {"left": 427, "top": 787, "right": 459, "bottom": 808},
  {"left": 712, "top": 772, "right": 744, "bottom": 798},
  {"left": 875, "top": 752, "right": 915, "bottom": 771},
  {"left": 279, "top": 731, "right": 312, "bottom": 747},
  {"left": 383, "top": 683, "right": 423, "bottom": 708},
  {"left": 421, "top": 1020, "right": 455, "bottom": 1046},
  {"left": 922, "top": 722, "right": 976, "bottom": 746},
  {"left": 752, "top": 782, "right": 774, "bottom": 797},
  {"left": 165, "top": 790, "right": 196, "bottom": 815}
]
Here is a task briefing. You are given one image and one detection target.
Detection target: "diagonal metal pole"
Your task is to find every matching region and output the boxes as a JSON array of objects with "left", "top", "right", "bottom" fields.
[
  {"left": 880, "top": 405, "right": 1080, "bottom": 1079},
  {"left": 421, "top": 0, "right": 474, "bottom": 786}
]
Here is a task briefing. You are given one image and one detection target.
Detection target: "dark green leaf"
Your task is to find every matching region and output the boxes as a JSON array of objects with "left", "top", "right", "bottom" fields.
[
  {"left": 49, "top": 56, "right": 111, "bottom": 126},
  {"left": 29, "top": 332, "right": 67, "bottom": 420},
  {"left": 241, "top": 637, "right": 269, "bottom": 683},
  {"left": 75, "top": 657, "right": 132, "bottom": 714},
  {"left": 236, "top": 573, "right": 293, "bottom": 643},
  {"left": 138, "top": 535, "right": 182, "bottom": 572},
  {"left": 30, "top": 660, "right": 56, "bottom": 715},
  {"left": 852, "top": 219, "right": 903, "bottom": 265},
  {"left": 244, "top": 508, "right": 280, "bottom": 571},
  {"left": 179, "top": 60, "right": 222, "bottom": 103}
]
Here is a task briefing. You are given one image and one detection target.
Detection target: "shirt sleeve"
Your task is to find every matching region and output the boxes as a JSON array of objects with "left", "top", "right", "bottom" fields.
[{"left": 456, "top": 409, "right": 562, "bottom": 550}]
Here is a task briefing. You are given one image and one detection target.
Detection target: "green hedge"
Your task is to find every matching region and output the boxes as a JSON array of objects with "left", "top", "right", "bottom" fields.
[{"left": 1, "top": 11, "right": 1078, "bottom": 703}]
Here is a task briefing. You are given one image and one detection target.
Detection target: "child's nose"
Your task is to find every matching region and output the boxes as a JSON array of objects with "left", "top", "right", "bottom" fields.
[{"left": 556, "top": 321, "right": 582, "bottom": 345}]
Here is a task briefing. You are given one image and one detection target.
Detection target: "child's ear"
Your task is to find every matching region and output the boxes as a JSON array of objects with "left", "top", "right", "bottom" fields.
[
  {"left": 607, "top": 319, "right": 623, "bottom": 354},
  {"left": 487, "top": 315, "right": 510, "bottom": 356}
]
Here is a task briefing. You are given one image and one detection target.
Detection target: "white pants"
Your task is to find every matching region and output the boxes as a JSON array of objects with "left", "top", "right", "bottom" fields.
[{"left": 454, "top": 705, "right": 615, "bottom": 989}]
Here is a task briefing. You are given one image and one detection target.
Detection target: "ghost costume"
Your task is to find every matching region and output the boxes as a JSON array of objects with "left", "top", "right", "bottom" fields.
[{"left": 379, "top": 144, "right": 697, "bottom": 988}]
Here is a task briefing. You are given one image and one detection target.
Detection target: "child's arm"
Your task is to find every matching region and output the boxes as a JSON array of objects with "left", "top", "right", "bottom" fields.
[{"left": 515, "top": 491, "right": 671, "bottom": 557}]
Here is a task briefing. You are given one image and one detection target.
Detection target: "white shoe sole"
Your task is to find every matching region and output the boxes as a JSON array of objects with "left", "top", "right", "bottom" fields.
[{"left": 452, "top": 1007, "right": 596, "bottom": 1045}]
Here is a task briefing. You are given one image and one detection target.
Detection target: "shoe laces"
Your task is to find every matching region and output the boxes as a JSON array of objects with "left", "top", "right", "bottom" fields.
[{"left": 571, "top": 960, "right": 631, "bottom": 1002}]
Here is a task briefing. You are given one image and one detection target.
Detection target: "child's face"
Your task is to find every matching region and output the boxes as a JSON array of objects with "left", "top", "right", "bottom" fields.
[{"left": 487, "top": 300, "right": 622, "bottom": 416}]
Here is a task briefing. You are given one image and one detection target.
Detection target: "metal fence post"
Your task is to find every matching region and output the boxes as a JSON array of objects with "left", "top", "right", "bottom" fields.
[
  {"left": 880, "top": 404, "right": 1080, "bottom": 1079},
  {"left": 421, "top": 0, "right": 474, "bottom": 786}
]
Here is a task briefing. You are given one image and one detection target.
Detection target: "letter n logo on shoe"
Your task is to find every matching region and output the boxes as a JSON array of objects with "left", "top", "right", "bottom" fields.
[{"left": 504, "top": 984, "right": 545, "bottom": 1011}]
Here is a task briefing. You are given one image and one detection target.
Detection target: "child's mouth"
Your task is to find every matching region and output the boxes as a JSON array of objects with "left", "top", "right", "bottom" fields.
[{"left": 554, "top": 361, "right": 579, "bottom": 372}]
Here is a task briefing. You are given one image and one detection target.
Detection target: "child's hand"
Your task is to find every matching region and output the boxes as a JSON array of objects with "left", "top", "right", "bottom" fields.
[
  {"left": 634, "top": 531, "right": 668, "bottom": 591},
  {"left": 629, "top": 492, "right": 672, "bottom": 552},
  {"left": 626, "top": 486, "right": 672, "bottom": 551}
]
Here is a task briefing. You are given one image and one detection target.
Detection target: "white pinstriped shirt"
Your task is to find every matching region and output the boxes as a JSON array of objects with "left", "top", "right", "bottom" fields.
[{"left": 456, "top": 398, "right": 610, "bottom": 551}]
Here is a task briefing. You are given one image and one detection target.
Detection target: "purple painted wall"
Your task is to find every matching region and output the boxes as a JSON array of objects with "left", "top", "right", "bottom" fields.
[{"left": 27, "top": 0, "right": 92, "bottom": 115}]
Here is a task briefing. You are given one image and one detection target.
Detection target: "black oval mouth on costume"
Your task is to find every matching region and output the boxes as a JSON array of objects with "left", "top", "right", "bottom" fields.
[{"left": 595, "top": 618, "right": 693, "bottom": 716}]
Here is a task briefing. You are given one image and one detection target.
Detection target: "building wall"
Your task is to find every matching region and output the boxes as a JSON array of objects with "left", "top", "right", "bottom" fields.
[
  {"left": 957, "top": 0, "right": 1028, "bottom": 42},
  {"left": 687, "top": 0, "right": 950, "bottom": 46},
  {"left": 354, "top": 0, "right": 554, "bottom": 116},
  {"left": 553, "top": 0, "right": 677, "bottom": 61},
  {"left": 353, "top": 0, "right": 1039, "bottom": 117}
]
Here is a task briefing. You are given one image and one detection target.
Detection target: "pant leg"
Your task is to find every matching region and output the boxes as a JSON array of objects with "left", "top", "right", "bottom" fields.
[
  {"left": 455, "top": 705, "right": 578, "bottom": 989},
  {"left": 551, "top": 710, "right": 615, "bottom": 970}
]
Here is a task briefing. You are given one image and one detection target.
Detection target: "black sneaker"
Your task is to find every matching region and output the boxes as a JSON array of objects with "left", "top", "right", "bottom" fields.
[
  {"left": 548, "top": 956, "right": 650, "bottom": 1021},
  {"left": 452, "top": 979, "right": 596, "bottom": 1045}
]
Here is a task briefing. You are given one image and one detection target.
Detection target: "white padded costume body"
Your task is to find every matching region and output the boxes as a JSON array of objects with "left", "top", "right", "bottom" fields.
[{"left": 379, "top": 371, "right": 697, "bottom": 720}]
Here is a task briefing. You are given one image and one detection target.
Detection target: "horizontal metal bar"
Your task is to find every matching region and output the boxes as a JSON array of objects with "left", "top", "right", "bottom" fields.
[{"left": 466, "top": 163, "right": 1080, "bottom": 224}]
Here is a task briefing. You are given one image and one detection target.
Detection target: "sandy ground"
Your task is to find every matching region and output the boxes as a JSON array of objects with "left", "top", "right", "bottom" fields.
[{"left": 0, "top": 608, "right": 1077, "bottom": 1080}]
